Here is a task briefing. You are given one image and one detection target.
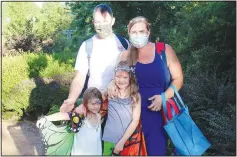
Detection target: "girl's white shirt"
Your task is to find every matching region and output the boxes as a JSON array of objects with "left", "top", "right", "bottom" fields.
[{"left": 71, "top": 113, "right": 102, "bottom": 155}]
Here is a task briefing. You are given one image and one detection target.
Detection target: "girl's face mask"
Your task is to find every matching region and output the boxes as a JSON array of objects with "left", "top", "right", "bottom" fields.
[{"left": 129, "top": 33, "right": 149, "bottom": 48}]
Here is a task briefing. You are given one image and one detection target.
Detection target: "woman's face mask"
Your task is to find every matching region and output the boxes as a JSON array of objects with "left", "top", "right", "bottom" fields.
[
  {"left": 94, "top": 23, "right": 113, "bottom": 38},
  {"left": 129, "top": 33, "right": 149, "bottom": 48}
]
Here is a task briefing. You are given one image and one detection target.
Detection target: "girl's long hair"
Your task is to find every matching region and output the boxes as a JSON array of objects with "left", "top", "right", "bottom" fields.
[
  {"left": 115, "top": 61, "right": 139, "bottom": 105},
  {"left": 127, "top": 16, "right": 151, "bottom": 66}
]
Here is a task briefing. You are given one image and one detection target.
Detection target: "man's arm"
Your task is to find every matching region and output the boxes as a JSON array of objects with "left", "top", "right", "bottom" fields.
[
  {"left": 60, "top": 41, "right": 89, "bottom": 112},
  {"left": 68, "top": 71, "right": 87, "bottom": 103},
  {"left": 60, "top": 71, "right": 87, "bottom": 112}
]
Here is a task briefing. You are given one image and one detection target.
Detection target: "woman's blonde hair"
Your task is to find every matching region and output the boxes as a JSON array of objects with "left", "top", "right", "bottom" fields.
[
  {"left": 115, "top": 61, "right": 139, "bottom": 105},
  {"left": 127, "top": 16, "right": 151, "bottom": 66}
]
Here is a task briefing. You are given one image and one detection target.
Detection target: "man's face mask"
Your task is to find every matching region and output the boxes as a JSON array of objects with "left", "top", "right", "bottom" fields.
[
  {"left": 129, "top": 33, "right": 149, "bottom": 48},
  {"left": 94, "top": 23, "right": 113, "bottom": 38}
]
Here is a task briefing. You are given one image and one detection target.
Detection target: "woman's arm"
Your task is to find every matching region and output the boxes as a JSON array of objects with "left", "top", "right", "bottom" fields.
[
  {"left": 165, "top": 44, "right": 184, "bottom": 99},
  {"left": 113, "top": 94, "right": 141, "bottom": 153}
]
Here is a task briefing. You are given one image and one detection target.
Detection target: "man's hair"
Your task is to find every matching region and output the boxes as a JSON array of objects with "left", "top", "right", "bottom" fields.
[
  {"left": 93, "top": 4, "right": 113, "bottom": 17},
  {"left": 83, "top": 87, "right": 103, "bottom": 112}
]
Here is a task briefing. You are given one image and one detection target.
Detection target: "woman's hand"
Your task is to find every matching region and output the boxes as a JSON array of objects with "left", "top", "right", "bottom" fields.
[
  {"left": 148, "top": 94, "right": 163, "bottom": 111},
  {"left": 36, "top": 117, "right": 47, "bottom": 128},
  {"left": 113, "top": 141, "right": 125, "bottom": 154}
]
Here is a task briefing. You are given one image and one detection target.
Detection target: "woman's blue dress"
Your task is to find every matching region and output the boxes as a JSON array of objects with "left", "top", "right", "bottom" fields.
[{"left": 135, "top": 51, "right": 167, "bottom": 155}]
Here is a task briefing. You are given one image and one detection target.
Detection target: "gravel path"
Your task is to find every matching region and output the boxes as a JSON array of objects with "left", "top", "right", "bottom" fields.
[{"left": 2, "top": 120, "right": 44, "bottom": 155}]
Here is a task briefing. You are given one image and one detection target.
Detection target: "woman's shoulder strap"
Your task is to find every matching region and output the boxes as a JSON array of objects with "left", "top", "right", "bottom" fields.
[{"left": 155, "top": 41, "right": 166, "bottom": 55}]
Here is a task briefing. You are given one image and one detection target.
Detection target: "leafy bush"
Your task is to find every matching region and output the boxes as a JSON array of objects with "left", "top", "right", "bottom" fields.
[
  {"left": 2, "top": 73, "right": 75, "bottom": 120},
  {"left": 26, "top": 52, "right": 75, "bottom": 78},
  {"left": 2, "top": 51, "right": 75, "bottom": 120},
  {"left": 2, "top": 54, "right": 30, "bottom": 99},
  {"left": 182, "top": 71, "right": 235, "bottom": 155},
  {"left": 2, "top": 2, "right": 72, "bottom": 54},
  {"left": 2, "top": 52, "right": 74, "bottom": 98},
  {"left": 180, "top": 46, "right": 236, "bottom": 155},
  {"left": 2, "top": 79, "right": 35, "bottom": 119}
]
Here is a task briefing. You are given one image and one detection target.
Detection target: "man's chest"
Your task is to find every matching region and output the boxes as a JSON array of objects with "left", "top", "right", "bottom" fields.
[{"left": 90, "top": 44, "right": 121, "bottom": 68}]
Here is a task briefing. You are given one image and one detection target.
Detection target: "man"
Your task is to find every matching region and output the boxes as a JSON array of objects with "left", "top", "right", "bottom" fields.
[{"left": 60, "top": 4, "right": 129, "bottom": 112}]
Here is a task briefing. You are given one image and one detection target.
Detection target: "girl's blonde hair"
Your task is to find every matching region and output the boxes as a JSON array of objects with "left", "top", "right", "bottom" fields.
[
  {"left": 115, "top": 61, "right": 139, "bottom": 105},
  {"left": 127, "top": 16, "right": 151, "bottom": 66},
  {"left": 83, "top": 87, "right": 103, "bottom": 113}
]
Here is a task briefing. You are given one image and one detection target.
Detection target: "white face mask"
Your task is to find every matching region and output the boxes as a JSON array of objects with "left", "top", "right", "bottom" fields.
[{"left": 129, "top": 34, "right": 149, "bottom": 48}]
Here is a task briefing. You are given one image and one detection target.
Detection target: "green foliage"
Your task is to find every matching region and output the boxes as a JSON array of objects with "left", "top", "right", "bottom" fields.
[
  {"left": 2, "top": 80, "right": 36, "bottom": 119},
  {"left": 2, "top": 2, "right": 72, "bottom": 54},
  {"left": 2, "top": 52, "right": 75, "bottom": 120},
  {"left": 2, "top": 52, "right": 74, "bottom": 98},
  {"left": 2, "top": 78, "right": 70, "bottom": 120},
  {"left": 35, "top": 3, "right": 72, "bottom": 40},
  {"left": 182, "top": 71, "right": 235, "bottom": 155},
  {"left": 26, "top": 53, "right": 74, "bottom": 78},
  {"left": 167, "top": 2, "right": 235, "bottom": 59},
  {"left": 26, "top": 53, "right": 75, "bottom": 78},
  {"left": 2, "top": 54, "right": 30, "bottom": 99},
  {"left": 47, "top": 104, "right": 60, "bottom": 115},
  {"left": 180, "top": 45, "right": 236, "bottom": 155}
]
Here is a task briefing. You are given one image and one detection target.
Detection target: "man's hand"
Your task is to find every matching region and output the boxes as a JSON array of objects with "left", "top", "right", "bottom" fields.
[
  {"left": 60, "top": 99, "right": 75, "bottom": 112},
  {"left": 74, "top": 104, "right": 87, "bottom": 116}
]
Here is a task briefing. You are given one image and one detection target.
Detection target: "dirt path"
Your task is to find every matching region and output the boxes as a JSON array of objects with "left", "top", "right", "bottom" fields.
[{"left": 2, "top": 120, "right": 44, "bottom": 155}]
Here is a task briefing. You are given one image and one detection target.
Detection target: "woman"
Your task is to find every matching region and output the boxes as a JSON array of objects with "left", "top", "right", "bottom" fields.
[{"left": 118, "top": 16, "right": 184, "bottom": 155}]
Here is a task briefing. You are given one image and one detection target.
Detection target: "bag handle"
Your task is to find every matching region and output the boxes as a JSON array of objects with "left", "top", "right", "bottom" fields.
[
  {"left": 161, "top": 93, "right": 169, "bottom": 121},
  {"left": 161, "top": 84, "right": 186, "bottom": 121},
  {"left": 170, "top": 84, "right": 186, "bottom": 109}
]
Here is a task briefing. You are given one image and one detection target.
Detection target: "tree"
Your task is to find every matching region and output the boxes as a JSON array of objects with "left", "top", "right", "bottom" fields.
[{"left": 2, "top": 2, "right": 72, "bottom": 54}]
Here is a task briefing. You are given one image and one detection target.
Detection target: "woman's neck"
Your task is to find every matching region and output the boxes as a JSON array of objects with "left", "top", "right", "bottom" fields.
[{"left": 138, "top": 42, "right": 153, "bottom": 57}]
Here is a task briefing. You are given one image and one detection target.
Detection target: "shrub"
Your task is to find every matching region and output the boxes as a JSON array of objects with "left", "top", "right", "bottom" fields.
[
  {"left": 181, "top": 65, "right": 235, "bottom": 155},
  {"left": 2, "top": 54, "right": 29, "bottom": 100},
  {"left": 2, "top": 73, "right": 75, "bottom": 120},
  {"left": 2, "top": 51, "right": 76, "bottom": 120}
]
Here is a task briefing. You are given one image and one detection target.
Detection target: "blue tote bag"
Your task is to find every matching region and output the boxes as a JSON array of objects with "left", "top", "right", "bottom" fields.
[{"left": 161, "top": 84, "right": 211, "bottom": 156}]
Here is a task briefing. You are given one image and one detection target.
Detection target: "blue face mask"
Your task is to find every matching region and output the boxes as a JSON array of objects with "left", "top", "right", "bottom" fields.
[{"left": 129, "top": 34, "right": 149, "bottom": 48}]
